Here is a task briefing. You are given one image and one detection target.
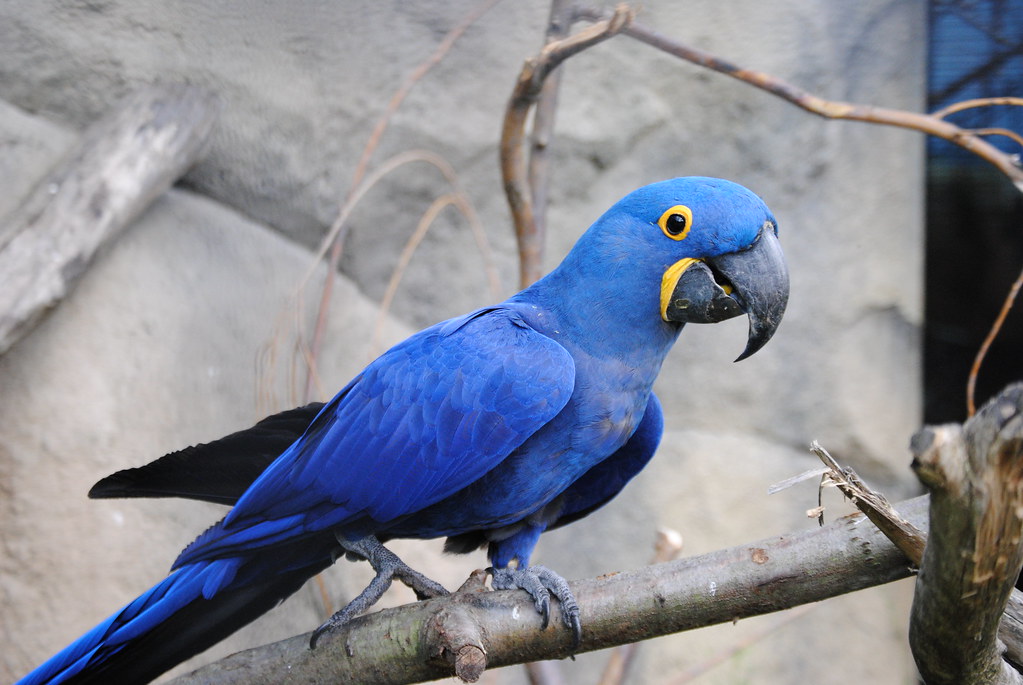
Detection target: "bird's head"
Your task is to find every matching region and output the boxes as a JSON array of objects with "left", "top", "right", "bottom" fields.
[{"left": 575, "top": 176, "right": 789, "bottom": 360}]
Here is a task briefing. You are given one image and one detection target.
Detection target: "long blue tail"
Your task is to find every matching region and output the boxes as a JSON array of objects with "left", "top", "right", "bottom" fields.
[{"left": 17, "top": 540, "right": 334, "bottom": 685}]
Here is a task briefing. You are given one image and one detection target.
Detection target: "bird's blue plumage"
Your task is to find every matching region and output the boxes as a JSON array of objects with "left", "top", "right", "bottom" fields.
[
  {"left": 174, "top": 306, "right": 576, "bottom": 565},
  {"left": 19, "top": 177, "right": 788, "bottom": 684}
]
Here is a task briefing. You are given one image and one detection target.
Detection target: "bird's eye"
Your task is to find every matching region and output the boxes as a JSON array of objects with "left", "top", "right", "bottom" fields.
[{"left": 657, "top": 205, "right": 693, "bottom": 240}]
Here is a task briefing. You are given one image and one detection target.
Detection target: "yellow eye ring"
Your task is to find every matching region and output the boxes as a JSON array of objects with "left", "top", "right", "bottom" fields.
[{"left": 658, "top": 205, "right": 692, "bottom": 240}]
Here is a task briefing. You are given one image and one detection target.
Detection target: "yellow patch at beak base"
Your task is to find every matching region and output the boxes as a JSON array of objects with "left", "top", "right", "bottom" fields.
[{"left": 660, "top": 257, "right": 703, "bottom": 321}]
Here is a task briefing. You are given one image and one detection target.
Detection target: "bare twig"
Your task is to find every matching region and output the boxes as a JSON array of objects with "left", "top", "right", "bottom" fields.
[
  {"left": 663, "top": 605, "right": 816, "bottom": 685},
  {"left": 968, "top": 263, "right": 1023, "bottom": 417},
  {"left": 525, "top": 0, "right": 574, "bottom": 262},
  {"left": 274, "top": 148, "right": 495, "bottom": 401},
  {"left": 931, "top": 97, "right": 1023, "bottom": 120},
  {"left": 967, "top": 127, "right": 1023, "bottom": 151},
  {"left": 501, "top": 4, "right": 635, "bottom": 287},
  {"left": 909, "top": 383, "right": 1023, "bottom": 685},
  {"left": 600, "top": 17, "right": 1023, "bottom": 191}
]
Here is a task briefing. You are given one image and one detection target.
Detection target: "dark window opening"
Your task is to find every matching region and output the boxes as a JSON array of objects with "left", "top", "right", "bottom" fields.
[{"left": 925, "top": 0, "right": 1023, "bottom": 423}]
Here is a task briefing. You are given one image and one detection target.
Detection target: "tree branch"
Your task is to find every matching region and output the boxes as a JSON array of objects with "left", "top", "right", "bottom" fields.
[
  {"left": 909, "top": 383, "right": 1023, "bottom": 685},
  {"left": 502, "top": 3, "right": 1023, "bottom": 296},
  {"left": 609, "top": 17, "right": 1023, "bottom": 192},
  {"left": 0, "top": 84, "right": 218, "bottom": 355},
  {"left": 501, "top": 4, "right": 635, "bottom": 288},
  {"left": 524, "top": 0, "right": 574, "bottom": 287},
  {"left": 172, "top": 497, "right": 927, "bottom": 684}
]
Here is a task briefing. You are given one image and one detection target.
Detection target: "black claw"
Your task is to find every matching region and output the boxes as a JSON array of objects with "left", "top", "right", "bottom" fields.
[
  {"left": 538, "top": 594, "right": 551, "bottom": 630},
  {"left": 568, "top": 614, "right": 582, "bottom": 650},
  {"left": 489, "top": 564, "right": 581, "bottom": 646},
  {"left": 309, "top": 622, "right": 330, "bottom": 649}
]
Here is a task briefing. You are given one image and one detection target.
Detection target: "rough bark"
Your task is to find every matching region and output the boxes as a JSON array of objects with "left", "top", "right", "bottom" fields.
[{"left": 910, "top": 383, "right": 1023, "bottom": 685}]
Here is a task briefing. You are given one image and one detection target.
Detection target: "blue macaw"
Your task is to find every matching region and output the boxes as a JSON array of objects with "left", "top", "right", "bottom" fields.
[{"left": 18, "top": 177, "right": 789, "bottom": 685}]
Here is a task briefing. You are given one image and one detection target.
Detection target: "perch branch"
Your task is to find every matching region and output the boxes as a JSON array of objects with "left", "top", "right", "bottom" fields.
[
  {"left": 0, "top": 83, "right": 218, "bottom": 355},
  {"left": 909, "top": 383, "right": 1023, "bottom": 685},
  {"left": 171, "top": 497, "right": 927, "bottom": 685},
  {"left": 812, "top": 436, "right": 1023, "bottom": 675}
]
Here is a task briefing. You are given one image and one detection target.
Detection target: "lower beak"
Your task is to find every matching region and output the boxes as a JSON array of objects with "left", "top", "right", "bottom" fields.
[{"left": 660, "top": 223, "right": 789, "bottom": 361}]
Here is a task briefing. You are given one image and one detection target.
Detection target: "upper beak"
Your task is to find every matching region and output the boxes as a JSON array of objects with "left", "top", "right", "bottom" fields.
[{"left": 660, "top": 222, "right": 789, "bottom": 361}]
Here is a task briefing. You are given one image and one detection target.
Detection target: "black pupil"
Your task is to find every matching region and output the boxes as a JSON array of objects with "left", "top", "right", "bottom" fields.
[{"left": 666, "top": 213, "right": 687, "bottom": 235}]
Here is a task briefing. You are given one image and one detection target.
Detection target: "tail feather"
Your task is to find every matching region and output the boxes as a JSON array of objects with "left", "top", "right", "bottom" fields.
[{"left": 17, "top": 540, "right": 335, "bottom": 685}]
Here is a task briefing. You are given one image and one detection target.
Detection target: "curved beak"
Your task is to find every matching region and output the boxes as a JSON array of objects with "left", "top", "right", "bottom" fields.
[{"left": 660, "top": 222, "right": 789, "bottom": 361}]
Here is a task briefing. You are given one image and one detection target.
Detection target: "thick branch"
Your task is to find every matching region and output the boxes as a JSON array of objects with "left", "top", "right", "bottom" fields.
[
  {"left": 910, "top": 383, "right": 1023, "bottom": 685},
  {"left": 0, "top": 84, "right": 218, "bottom": 355},
  {"left": 172, "top": 497, "right": 927, "bottom": 685}
]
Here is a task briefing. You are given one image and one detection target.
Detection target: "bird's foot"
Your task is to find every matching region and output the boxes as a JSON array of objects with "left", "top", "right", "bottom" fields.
[
  {"left": 309, "top": 535, "right": 449, "bottom": 648},
  {"left": 489, "top": 564, "right": 581, "bottom": 648}
]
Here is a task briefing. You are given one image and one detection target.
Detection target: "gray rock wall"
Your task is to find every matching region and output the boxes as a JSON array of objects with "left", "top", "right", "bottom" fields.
[{"left": 1, "top": 1, "right": 924, "bottom": 683}]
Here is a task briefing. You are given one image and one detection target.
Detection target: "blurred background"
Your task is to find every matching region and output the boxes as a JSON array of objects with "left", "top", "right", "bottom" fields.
[{"left": 1, "top": 1, "right": 1019, "bottom": 683}]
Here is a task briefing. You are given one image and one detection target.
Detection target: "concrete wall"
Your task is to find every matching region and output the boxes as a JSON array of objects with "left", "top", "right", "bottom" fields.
[{"left": 1, "top": 1, "right": 925, "bottom": 683}]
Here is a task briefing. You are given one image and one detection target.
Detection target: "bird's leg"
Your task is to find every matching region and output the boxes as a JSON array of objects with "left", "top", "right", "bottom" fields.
[
  {"left": 309, "top": 534, "right": 449, "bottom": 648},
  {"left": 490, "top": 564, "right": 582, "bottom": 648}
]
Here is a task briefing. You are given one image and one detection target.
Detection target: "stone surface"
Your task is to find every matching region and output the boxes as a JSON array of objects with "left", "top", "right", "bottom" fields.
[
  {"left": 0, "top": 1, "right": 926, "bottom": 683},
  {"left": 0, "top": 186, "right": 453, "bottom": 681},
  {"left": 0, "top": 98, "right": 76, "bottom": 220}
]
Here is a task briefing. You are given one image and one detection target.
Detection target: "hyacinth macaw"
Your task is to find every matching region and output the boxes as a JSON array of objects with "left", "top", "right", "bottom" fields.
[{"left": 18, "top": 177, "right": 789, "bottom": 685}]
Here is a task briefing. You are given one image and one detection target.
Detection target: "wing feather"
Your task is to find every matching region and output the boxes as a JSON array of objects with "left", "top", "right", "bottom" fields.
[{"left": 175, "top": 307, "right": 574, "bottom": 566}]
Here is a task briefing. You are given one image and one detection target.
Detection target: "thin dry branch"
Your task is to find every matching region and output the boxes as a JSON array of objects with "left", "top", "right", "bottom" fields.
[
  {"left": 968, "top": 127, "right": 1023, "bottom": 151},
  {"left": 501, "top": 4, "right": 635, "bottom": 287},
  {"left": 663, "top": 605, "right": 816, "bottom": 685},
  {"left": 368, "top": 192, "right": 487, "bottom": 359},
  {"left": 261, "top": 149, "right": 497, "bottom": 404},
  {"left": 525, "top": 0, "right": 574, "bottom": 269},
  {"left": 503, "top": 3, "right": 1023, "bottom": 294},
  {"left": 610, "top": 18, "right": 1023, "bottom": 191},
  {"left": 909, "top": 383, "right": 1023, "bottom": 685},
  {"left": 931, "top": 97, "right": 1023, "bottom": 120},
  {"left": 968, "top": 262, "right": 1023, "bottom": 416}
]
